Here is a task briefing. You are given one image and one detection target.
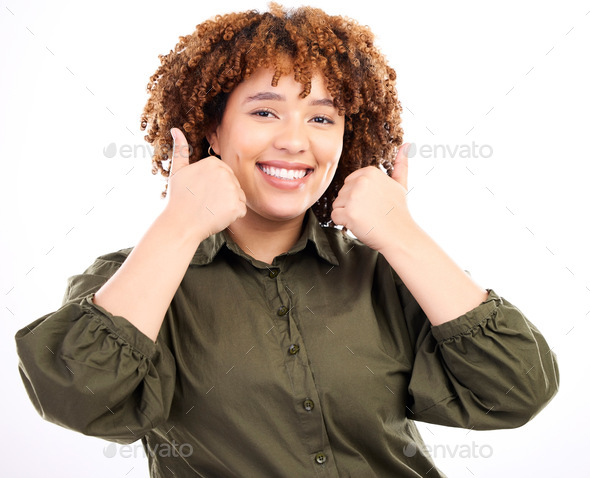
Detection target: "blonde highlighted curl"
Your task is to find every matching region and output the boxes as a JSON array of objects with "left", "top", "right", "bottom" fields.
[{"left": 140, "top": 2, "right": 404, "bottom": 226}]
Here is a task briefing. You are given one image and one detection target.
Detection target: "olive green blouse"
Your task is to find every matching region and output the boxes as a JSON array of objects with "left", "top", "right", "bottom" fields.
[{"left": 15, "top": 210, "right": 559, "bottom": 477}]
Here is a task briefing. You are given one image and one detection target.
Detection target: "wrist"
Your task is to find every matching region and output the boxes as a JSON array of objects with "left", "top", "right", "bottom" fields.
[
  {"left": 377, "top": 217, "right": 423, "bottom": 259},
  {"left": 158, "top": 206, "right": 209, "bottom": 246}
]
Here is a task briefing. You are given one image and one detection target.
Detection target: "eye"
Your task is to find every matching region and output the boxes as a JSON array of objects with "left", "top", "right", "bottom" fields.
[
  {"left": 251, "top": 108, "right": 277, "bottom": 118},
  {"left": 311, "top": 115, "right": 335, "bottom": 125}
]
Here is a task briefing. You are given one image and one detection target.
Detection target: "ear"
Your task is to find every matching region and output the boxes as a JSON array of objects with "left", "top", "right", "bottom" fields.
[{"left": 205, "top": 124, "right": 219, "bottom": 155}]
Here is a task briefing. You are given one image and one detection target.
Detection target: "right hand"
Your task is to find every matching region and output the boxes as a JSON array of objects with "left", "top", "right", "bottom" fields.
[{"left": 164, "top": 128, "right": 247, "bottom": 241}]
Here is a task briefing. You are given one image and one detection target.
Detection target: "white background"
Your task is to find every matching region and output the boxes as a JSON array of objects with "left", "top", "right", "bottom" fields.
[{"left": 1, "top": 0, "right": 588, "bottom": 476}]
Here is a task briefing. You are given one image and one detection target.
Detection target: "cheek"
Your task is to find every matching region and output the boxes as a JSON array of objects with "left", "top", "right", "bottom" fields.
[
  {"left": 321, "top": 142, "right": 343, "bottom": 185},
  {"left": 315, "top": 158, "right": 341, "bottom": 186},
  {"left": 317, "top": 135, "right": 343, "bottom": 173},
  {"left": 221, "top": 123, "right": 266, "bottom": 159}
]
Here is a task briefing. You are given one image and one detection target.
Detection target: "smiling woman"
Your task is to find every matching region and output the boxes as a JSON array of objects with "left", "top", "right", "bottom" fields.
[
  {"left": 139, "top": 3, "right": 403, "bottom": 227},
  {"left": 14, "top": 2, "right": 558, "bottom": 478},
  {"left": 205, "top": 68, "right": 345, "bottom": 258}
]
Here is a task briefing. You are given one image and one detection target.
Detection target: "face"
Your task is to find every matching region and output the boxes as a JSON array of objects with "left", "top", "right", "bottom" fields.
[{"left": 207, "top": 67, "right": 345, "bottom": 224}]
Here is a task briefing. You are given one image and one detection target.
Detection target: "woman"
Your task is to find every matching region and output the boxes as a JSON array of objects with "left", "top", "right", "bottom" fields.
[{"left": 15, "top": 4, "right": 559, "bottom": 477}]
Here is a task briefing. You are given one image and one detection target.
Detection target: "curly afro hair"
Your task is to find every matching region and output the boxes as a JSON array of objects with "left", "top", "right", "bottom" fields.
[{"left": 140, "top": 2, "right": 404, "bottom": 226}]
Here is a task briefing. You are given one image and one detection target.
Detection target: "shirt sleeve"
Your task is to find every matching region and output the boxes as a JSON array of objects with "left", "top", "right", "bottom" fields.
[
  {"left": 14, "top": 252, "right": 176, "bottom": 444},
  {"left": 396, "top": 275, "right": 559, "bottom": 430}
]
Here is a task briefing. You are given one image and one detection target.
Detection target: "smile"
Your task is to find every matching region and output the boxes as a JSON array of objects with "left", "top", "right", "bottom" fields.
[{"left": 257, "top": 164, "right": 312, "bottom": 181}]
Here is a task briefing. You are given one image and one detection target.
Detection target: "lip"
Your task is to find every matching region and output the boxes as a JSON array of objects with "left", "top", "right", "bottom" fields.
[
  {"left": 256, "top": 160, "right": 314, "bottom": 170},
  {"left": 256, "top": 162, "right": 314, "bottom": 190}
]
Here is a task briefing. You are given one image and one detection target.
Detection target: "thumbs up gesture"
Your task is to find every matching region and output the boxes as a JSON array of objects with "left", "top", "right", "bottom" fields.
[
  {"left": 331, "top": 143, "right": 415, "bottom": 253},
  {"left": 164, "top": 128, "right": 247, "bottom": 242}
]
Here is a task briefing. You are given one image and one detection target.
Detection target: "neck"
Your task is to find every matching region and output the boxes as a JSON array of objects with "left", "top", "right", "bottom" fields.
[{"left": 226, "top": 209, "right": 307, "bottom": 264}]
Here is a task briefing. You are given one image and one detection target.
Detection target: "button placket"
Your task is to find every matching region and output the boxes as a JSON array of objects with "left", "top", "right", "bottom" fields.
[{"left": 265, "top": 260, "right": 333, "bottom": 468}]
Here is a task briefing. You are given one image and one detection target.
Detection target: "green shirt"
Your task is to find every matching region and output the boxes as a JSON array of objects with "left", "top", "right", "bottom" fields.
[{"left": 15, "top": 210, "right": 559, "bottom": 477}]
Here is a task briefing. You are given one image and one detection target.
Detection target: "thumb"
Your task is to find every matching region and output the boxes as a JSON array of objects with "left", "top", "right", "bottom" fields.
[
  {"left": 169, "top": 128, "right": 191, "bottom": 177},
  {"left": 391, "top": 142, "right": 410, "bottom": 190}
]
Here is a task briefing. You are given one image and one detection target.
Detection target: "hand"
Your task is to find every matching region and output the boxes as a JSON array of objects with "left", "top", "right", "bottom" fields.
[
  {"left": 164, "top": 128, "right": 247, "bottom": 242},
  {"left": 331, "top": 143, "right": 416, "bottom": 253}
]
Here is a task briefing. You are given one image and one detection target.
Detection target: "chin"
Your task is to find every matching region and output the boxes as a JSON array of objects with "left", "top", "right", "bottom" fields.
[{"left": 250, "top": 202, "right": 310, "bottom": 222}]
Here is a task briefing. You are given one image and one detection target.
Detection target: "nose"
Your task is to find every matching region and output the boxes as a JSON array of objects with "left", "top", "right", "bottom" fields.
[{"left": 273, "top": 117, "right": 310, "bottom": 154}]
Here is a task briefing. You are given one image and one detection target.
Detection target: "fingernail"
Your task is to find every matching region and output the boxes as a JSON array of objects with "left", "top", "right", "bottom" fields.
[
  {"left": 404, "top": 143, "right": 415, "bottom": 157},
  {"left": 170, "top": 129, "right": 177, "bottom": 142}
]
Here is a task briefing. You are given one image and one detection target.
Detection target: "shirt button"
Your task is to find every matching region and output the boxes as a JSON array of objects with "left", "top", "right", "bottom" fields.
[
  {"left": 268, "top": 269, "right": 279, "bottom": 278},
  {"left": 303, "top": 398, "right": 314, "bottom": 411},
  {"left": 277, "top": 305, "right": 289, "bottom": 316},
  {"left": 288, "top": 344, "right": 300, "bottom": 355},
  {"left": 314, "top": 452, "right": 327, "bottom": 465}
]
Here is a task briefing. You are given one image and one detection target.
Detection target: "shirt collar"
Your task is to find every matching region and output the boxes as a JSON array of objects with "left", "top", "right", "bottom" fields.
[{"left": 190, "top": 209, "right": 340, "bottom": 267}]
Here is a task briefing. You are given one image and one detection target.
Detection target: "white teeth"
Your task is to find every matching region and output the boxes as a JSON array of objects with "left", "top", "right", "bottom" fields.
[{"left": 260, "top": 164, "right": 309, "bottom": 180}]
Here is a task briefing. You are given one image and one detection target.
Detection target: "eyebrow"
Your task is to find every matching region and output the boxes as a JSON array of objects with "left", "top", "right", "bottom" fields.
[{"left": 244, "top": 91, "right": 335, "bottom": 108}]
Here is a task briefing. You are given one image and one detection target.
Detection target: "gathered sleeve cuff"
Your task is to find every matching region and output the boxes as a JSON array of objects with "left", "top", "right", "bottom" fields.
[
  {"left": 15, "top": 256, "right": 176, "bottom": 444},
  {"left": 407, "top": 288, "right": 559, "bottom": 430}
]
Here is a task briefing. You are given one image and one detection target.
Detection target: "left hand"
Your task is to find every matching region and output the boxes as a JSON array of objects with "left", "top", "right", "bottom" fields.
[{"left": 331, "top": 143, "right": 416, "bottom": 253}]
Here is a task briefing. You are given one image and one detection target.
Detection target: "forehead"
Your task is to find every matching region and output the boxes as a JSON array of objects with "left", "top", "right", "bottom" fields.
[{"left": 229, "top": 68, "right": 333, "bottom": 102}]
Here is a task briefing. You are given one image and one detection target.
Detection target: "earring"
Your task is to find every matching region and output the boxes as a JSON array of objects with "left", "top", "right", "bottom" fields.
[{"left": 208, "top": 145, "right": 215, "bottom": 157}]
